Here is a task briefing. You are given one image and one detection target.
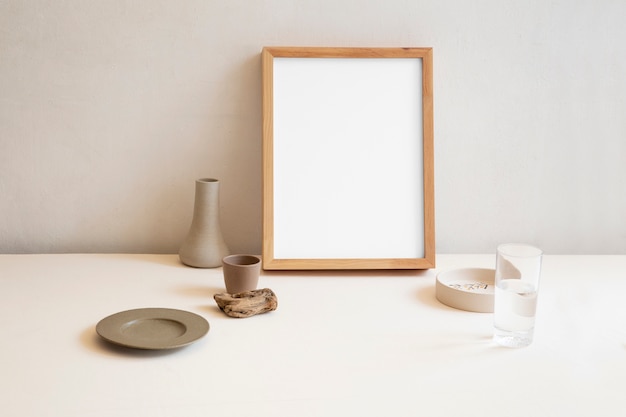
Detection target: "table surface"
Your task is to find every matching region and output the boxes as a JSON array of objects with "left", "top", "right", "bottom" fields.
[{"left": 1, "top": 254, "right": 625, "bottom": 417}]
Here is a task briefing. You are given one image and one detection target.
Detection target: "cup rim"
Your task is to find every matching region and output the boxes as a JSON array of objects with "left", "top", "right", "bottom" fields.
[
  {"left": 497, "top": 243, "right": 542, "bottom": 258},
  {"left": 222, "top": 254, "right": 261, "bottom": 267}
]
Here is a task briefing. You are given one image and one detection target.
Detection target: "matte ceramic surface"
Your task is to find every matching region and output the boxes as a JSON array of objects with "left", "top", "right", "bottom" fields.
[
  {"left": 222, "top": 254, "right": 261, "bottom": 294},
  {"left": 435, "top": 268, "right": 495, "bottom": 313},
  {"left": 96, "top": 308, "right": 210, "bottom": 350},
  {"left": 179, "top": 178, "right": 230, "bottom": 268}
]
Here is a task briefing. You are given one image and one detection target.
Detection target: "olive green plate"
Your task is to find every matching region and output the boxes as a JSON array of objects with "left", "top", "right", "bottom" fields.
[{"left": 96, "top": 308, "right": 209, "bottom": 350}]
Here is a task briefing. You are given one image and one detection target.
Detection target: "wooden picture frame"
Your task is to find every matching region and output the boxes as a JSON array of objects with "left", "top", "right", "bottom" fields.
[{"left": 262, "top": 47, "right": 434, "bottom": 270}]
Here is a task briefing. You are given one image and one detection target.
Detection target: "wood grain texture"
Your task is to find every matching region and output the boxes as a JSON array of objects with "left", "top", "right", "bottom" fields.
[
  {"left": 261, "top": 48, "right": 275, "bottom": 267},
  {"left": 261, "top": 47, "right": 435, "bottom": 270},
  {"left": 213, "top": 288, "right": 278, "bottom": 318},
  {"left": 262, "top": 46, "right": 432, "bottom": 58}
]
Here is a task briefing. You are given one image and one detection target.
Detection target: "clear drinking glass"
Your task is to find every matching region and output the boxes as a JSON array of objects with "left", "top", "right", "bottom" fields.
[{"left": 493, "top": 243, "right": 543, "bottom": 348}]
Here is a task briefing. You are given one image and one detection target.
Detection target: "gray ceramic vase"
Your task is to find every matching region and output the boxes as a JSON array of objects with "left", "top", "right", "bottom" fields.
[{"left": 179, "top": 178, "right": 230, "bottom": 268}]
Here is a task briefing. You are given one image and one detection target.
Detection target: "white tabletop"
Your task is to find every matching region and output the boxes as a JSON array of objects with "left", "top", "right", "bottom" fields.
[{"left": 1, "top": 254, "right": 624, "bottom": 417}]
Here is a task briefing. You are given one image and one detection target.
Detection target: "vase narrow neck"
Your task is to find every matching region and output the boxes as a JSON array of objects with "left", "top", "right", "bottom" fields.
[{"left": 191, "top": 179, "right": 222, "bottom": 227}]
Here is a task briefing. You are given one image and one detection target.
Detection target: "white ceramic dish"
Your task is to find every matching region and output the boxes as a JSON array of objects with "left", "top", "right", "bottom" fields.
[
  {"left": 435, "top": 268, "right": 495, "bottom": 313},
  {"left": 96, "top": 308, "right": 209, "bottom": 350}
]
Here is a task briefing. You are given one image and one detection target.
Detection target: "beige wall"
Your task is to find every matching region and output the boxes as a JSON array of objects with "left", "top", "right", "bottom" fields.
[{"left": 1, "top": 0, "right": 625, "bottom": 254}]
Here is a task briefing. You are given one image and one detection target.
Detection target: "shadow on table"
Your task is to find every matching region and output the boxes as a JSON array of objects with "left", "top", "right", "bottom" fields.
[
  {"left": 414, "top": 285, "right": 516, "bottom": 352},
  {"left": 415, "top": 284, "right": 450, "bottom": 311},
  {"left": 81, "top": 326, "right": 198, "bottom": 358}
]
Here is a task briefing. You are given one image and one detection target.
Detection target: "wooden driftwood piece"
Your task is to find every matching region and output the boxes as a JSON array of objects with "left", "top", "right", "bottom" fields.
[{"left": 213, "top": 288, "right": 278, "bottom": 318}]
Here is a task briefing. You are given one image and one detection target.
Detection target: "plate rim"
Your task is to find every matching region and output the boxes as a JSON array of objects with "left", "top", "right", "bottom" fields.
[{"left": 96, "top": 307, "right": 210, "bottom": 350}]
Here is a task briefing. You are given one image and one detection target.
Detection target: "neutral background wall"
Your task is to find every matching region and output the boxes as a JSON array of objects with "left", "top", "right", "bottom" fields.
[{"left": 1, "top": 0, "right": 625, "bottom": 255}]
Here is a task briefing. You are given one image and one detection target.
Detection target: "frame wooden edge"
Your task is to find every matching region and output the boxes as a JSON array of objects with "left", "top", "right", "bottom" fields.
[
  {"left": 262, "top": 46, "right": 432, "bottom": 59},
  {"left": 422, "top": 48, "right": 436, "bottom": 269},
  {"left": 261, "top": 46, "right": 435, "bottom": 271},
  {"left": 261, "top": 48, "right": 275, "bottom": 268},
  {"left": 264, "top": 258, "right": 435, "bottom": 271}
]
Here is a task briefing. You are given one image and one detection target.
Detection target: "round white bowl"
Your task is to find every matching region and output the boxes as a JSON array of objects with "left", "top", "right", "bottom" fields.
[{"left": 435, "top": 268, "right": 495, "bottom": 313}]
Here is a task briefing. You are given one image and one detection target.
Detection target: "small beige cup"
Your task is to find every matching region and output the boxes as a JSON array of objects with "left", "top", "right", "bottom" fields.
[{"left": 222, "top": 254, "right": 261, "bottom": 294}]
